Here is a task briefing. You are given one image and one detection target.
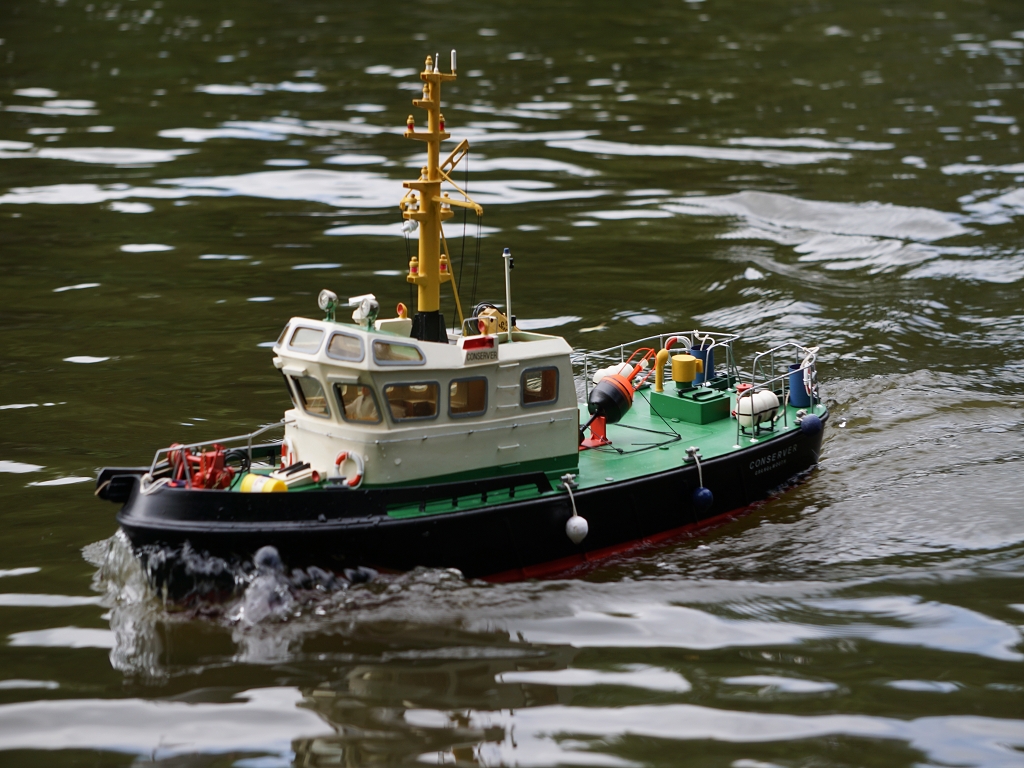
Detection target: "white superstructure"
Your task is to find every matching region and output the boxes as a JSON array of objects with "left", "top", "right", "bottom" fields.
[{"left": 272, "top": 319, "right": 580, "bottom": 486}]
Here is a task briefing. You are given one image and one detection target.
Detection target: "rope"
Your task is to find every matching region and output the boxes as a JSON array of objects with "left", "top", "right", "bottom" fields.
[
  {"left": 801, "top": 346, "right": 819, "bottom": 397},
  {"left": 586, "top": 420, "right": 680, "bottom": 455},
  {"left": 639, "top": 388, "right": 680, "bottom": 437},
  {"left": 560, "top": 473, "right": 579, "bottom": 516},
  {"left": 140, "top": 473, "right": 172, "bottom": 495},
  {"left": 686, "top": 447, "right": 704, "bottom": 487}
]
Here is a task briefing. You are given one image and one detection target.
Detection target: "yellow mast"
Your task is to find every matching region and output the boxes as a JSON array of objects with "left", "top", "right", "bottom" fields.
[{"left": 400, "top": 51, "right": 482, "bottom": 343}]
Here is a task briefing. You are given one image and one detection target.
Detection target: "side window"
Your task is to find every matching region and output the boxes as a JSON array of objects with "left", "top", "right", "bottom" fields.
[
  {"left": 521, "top": 367, "right": 559, "bottom": 407},
  {"left": 291, "top": 377, "right": 331, "bottom": 418},
  {"left": 327, "top": 332, "right": 364, "bottom": 362},
  {"left": 373, "top": 340, "right": 425, "bottom": 365},
  {"left": 280, "top": 370, "right": 299, "bottom": 408},
  {"left": 335, "top": 383, "right": 382, "bottom": 424},
  {"left": 383, "top": 382, "right": 439, "bottom": 421},
  {"left": 288, "top": 326, "right": 325, "bottom": 354},
  {"left": 450, "top": 377, "right": 488, "bottom": 418}
]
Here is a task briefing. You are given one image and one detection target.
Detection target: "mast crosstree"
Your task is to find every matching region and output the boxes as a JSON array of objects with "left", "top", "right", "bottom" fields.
[{"left": 400, "top": 51, "right": 483, "bottom": 343}]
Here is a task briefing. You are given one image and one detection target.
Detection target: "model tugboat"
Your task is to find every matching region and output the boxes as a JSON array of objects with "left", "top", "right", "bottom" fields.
[{"left": 96, "top": 52, "right": 827, "bottom": 585}]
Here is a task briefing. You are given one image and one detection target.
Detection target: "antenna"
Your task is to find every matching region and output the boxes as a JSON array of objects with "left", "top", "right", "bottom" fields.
[{"left": 501, "top": 247, "right": 514, "bottom": 343}]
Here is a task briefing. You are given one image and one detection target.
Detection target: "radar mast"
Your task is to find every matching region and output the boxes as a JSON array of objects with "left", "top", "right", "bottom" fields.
[{"left": 400, "top": 51, "right": 483, "bottom": 343}]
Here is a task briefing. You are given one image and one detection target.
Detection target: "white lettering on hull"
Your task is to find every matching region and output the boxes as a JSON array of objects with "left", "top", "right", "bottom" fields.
[{"left": 749, "top": 444, "right": 799, "bottom": 476}]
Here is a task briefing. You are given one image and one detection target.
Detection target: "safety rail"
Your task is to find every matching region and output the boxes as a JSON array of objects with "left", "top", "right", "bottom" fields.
[
  {"left": 734, "top": 342, "right": 819, "bottom": 444},
  {"left": 147, "top": 419, "right": 292, "bottom": 476},
  {"left": 573, "top": 330, "right": 741, "bottom": 400}
]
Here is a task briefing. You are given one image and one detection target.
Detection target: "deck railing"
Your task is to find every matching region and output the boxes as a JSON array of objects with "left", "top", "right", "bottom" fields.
[
  {"left": 572, "top": 332, "right": 820, "bottom": 444},
  {"left": 147, "top": 419, "right": 291, "bottom": 476},
  {"left": 572, "top": 330, "right": 740, "bottom": 400}
]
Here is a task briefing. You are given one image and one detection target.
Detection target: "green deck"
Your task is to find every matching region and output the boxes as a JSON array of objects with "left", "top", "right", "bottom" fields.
[
  {"left": 569, "top": 387, "right": 821, "bottom": 491},
  {"left": 233, "top": 386, "right": 825, "bottom": 516},
  {"left": 385, "top": 387, "right": 825, "bottom": 518}
]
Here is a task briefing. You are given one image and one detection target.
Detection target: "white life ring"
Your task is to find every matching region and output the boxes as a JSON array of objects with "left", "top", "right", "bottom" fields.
[{"left": 333, "top": 451, "right": 364, "bottom": 488}]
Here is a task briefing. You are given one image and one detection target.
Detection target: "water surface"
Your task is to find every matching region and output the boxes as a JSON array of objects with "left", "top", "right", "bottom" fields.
[{"left": 2, "top": 0, "right": 1023, "bottom": 765}]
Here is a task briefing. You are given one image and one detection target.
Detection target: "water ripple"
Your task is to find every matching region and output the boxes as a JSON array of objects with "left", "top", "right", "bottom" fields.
[{"left": 548, "top": 138, "right": 852, "bottom": 165}]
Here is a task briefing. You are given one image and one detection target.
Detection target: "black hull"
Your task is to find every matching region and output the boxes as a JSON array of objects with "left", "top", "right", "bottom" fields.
[{"left": 113, "top": 413, "right": 825, "bottom": 581}]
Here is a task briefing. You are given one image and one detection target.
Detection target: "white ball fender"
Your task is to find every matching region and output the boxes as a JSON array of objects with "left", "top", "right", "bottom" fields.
[
  {"left": 566, "top": 514, "right": 589, "bottom": 544},
  {"left": 333, "top": 451, "right": 365, "bottom": 488},
  {"left": 593, "top": 362, "right": 635, "bottom": 384}
]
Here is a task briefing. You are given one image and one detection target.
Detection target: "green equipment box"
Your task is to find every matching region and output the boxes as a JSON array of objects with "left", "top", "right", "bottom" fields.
[{"left": 649, "top": 388, "right": 731, "bottom": 425}]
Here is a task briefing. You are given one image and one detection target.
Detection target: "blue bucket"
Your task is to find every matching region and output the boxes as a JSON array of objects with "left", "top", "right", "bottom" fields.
[
  {"left": 788, "top": 363, "right": 811, "bottom": 407},
  {"left": 689, "top": 345, "right": 714, "bottom": 385}
]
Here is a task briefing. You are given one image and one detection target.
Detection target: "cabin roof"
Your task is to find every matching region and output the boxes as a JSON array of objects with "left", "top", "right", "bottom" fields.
[{"left": 272, "top": 316, "right": 572, "bottom": 374}]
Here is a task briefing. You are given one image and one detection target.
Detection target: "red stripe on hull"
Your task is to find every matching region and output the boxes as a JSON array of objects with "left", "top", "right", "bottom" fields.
[{"left": 483, "top": 504, "right": 752, "bottom": 583}]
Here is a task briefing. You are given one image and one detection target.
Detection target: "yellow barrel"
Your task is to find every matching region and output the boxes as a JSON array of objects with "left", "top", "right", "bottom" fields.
[
  {"left": 239, "top": 473, "right": 288, "bottom": 493},
  {"left": 671, "top": 354, "right": 703, "bottom": 383}
]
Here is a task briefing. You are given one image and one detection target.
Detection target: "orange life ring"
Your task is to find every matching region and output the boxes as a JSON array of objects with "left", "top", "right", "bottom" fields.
[
  {"left": 281, "top": 438, "right": 296, "bottom": 468},
  {"left": 333, "top": 451, "right": 364, "bottom": 488}
]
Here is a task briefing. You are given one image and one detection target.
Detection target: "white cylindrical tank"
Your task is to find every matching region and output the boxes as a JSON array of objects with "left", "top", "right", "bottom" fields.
[{"left": 738, "top": 389, "right": 779, "bottom": 427}]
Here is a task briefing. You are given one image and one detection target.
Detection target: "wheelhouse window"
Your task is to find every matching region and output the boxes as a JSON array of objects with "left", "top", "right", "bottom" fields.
[
  {"left": 276, "top": 324, "right": 290, "bottom": 346},
  {"left": 373, "top": 340, "right": 425, "bottom": 366},
  {"left": 335, "top": 383, "right": 381, "bottom": 424},
  {"left": 521, "top": 367, "right": 559, "bottom": 407},
  {"left": 449, "top": 377, "right": 488, "bottom": 418},
  {"left": 383, "top": 382, "right": 439, "bottom": 421},
  {"left": 291, "top": 376, "right": 331, "bottom": 418},
  {"left": 288, "top": 326, "right": 324, "bottom": 354},
  {"left": 327, "top": 332, "right": 364, "bottom": 362}
]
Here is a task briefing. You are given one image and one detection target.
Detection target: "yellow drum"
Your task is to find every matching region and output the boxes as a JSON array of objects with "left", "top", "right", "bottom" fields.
[
  {"left": 239, "top": 474, "right": 288, "bottom": 493},
  {"left": 671, "top": 354, "right": 704, "bottom": 384}
]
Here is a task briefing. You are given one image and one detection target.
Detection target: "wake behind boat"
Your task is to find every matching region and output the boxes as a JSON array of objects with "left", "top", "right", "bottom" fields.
[{"left": 96, "top": 52, "right": 827, "bottom": 587}]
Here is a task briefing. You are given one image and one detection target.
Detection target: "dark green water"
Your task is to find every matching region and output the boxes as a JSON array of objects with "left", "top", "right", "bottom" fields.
[{"left": 2, "top": 0, "right": 1023, "bottom": 765}]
